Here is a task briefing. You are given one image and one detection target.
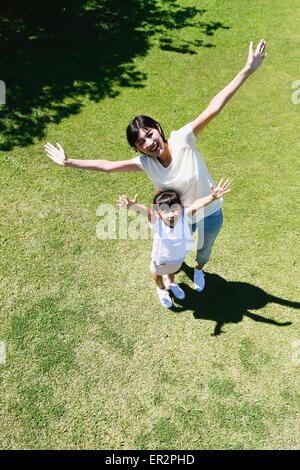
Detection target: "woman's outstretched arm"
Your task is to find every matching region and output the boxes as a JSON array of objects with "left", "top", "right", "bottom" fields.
[
  {"left": 44, "top": 142, "right": 142, "bottom": 172},
  {"left": 192, "top": 39, "right": 267, "bottom": 136}
]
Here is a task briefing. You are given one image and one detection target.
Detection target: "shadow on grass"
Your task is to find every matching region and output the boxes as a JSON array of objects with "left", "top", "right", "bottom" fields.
[
  {"left": 170, "top": 263, "right": 298, "bottom": 336},
  {"left": 0, "top": 0, "right": 230, "bottom": 151}
]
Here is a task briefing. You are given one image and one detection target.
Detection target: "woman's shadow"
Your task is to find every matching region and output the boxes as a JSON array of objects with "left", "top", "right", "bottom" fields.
[{"left": 171, "top": 263, "right": 298, "bottom": 336}]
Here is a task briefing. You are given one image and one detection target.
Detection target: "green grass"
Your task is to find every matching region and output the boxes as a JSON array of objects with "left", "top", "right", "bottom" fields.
[{"left": 0, "top": 0, "right": 299, "bottom": 449}]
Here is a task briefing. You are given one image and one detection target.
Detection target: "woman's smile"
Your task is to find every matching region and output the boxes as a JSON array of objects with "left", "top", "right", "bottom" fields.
[{"left": 149, "top": 142, "right": 160, "bottom": 153}]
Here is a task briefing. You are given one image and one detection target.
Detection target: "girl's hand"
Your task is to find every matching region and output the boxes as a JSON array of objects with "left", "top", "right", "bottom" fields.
[
  {"left": 44, "top": 142, "right": 68, "bottom": 166},
  {"left": 245, "top": 39, "right": 267, "bottom": 73},
  {"left": 117, "top": 194, "right": 138, "bottom": 210},
  {"left": 210, "top": 179, "right": 231, "bottom": 199}
]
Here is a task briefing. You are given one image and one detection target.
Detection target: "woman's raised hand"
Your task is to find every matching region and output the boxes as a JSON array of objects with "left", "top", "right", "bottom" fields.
[
  {"left": 44, "top": 142, "right": 68, "bottom": 166},
  {"left": 246, "top": 39, "right": 267, "bottom": 73},
  {"left": 210, "top": 179, "right": 231, "bottom": 200},
  {"left": 117, "top": 194, "right": 138, "bottom": 210}
]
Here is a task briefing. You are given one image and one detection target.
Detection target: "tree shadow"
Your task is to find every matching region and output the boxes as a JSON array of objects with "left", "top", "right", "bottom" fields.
[
  {"left": 170, "top": 263, "right": 298, "bottom": 336},
  {"left": 0, "top": 0, "right": 230, "bottom": 151}
]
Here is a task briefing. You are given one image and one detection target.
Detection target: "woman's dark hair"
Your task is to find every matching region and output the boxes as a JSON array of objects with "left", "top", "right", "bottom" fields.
[
  {"left": 153, "top": 190, "right": 181, "bottom": 209},
  {"left": 126, "top": 115, "right": 166, "bottom": 148}
]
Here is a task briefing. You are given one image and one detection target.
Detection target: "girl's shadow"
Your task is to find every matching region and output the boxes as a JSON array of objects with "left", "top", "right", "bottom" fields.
[{"left": 171, "top": 263, "right": 298, "bottom": 336}]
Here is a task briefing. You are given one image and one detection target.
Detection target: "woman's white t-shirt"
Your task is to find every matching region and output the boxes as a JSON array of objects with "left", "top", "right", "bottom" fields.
[
  {"left": 131, "top": 122, "right": 222, "bottom": 220},
  {"left": 149, "top": 210, "right": 195, "bottom": 264}
]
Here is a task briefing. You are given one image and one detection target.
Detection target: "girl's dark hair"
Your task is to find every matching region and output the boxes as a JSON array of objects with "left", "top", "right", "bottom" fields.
[
  {"left": 126, "top": 115, "right": 166, "bottom": 148},
  {"left": 153, "top": 190, "right": 181, "bottom": 209}
]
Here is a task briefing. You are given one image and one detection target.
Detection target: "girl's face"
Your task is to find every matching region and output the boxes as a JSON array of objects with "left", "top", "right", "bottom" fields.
[
  {"left": 134, "top": 125, "right": 164, "bottom": 157},
  {"left": 159, "top": 204, "right": 181, "bottom": 228}
]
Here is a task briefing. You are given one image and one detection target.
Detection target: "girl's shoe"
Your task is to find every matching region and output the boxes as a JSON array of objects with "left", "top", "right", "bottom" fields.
[
  {"left": 165, "top": 282, "right": 185, "bottom": 299},
  {"left": 157, "top": 288, "right": 173, "bottom": 308}
]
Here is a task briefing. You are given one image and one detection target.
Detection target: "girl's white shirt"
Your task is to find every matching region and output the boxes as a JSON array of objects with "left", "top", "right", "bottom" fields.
[
  {"left": 149, "top": 210, "right": 195, "bottom": 264},
  {"left": 131, "top": 122, "right": 222, "bottom": 222}
]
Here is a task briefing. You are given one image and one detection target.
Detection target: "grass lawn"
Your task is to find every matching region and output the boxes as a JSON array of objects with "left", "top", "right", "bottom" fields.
[{"left": 0, "top": 0, "right": 299, "bottom": 449}]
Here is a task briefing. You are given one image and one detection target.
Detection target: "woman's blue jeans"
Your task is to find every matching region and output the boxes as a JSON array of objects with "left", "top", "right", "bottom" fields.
[{"left": 192, "top": 208, "right": 223, "bottom": 266}]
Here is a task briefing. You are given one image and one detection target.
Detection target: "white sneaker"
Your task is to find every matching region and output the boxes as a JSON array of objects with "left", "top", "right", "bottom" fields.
[
  {"left": 194, "top": 268, "right": 205, "bottom": 292},
  {"left": 157, "top": 288, "right": 173, "bottom": 308},
  {"left": 165, "top": 282, "right": 185, "bottom": 299}
]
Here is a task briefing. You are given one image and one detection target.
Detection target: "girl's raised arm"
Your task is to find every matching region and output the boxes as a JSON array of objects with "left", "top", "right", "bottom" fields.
[
  {"left": 44, "top": 142, "right": 142, "bottom": 173},
  {"left": 117, "top": 194, "right": 156, "bottom": 224},
  {"left": 191, "top": 39, "right": 267, "bottom": 136},
  {"left": 186, "top": 178, "right": 231, "bottom": 217}
]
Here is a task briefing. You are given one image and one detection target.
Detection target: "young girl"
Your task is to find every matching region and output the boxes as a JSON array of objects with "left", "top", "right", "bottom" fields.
[{"left": 117, "top": 178, "right": 230, "bottom": 308}]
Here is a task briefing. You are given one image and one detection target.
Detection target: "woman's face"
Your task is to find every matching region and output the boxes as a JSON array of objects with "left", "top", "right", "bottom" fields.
[{"left": 134, "top": 125, "right": 164, "bottom": 157}]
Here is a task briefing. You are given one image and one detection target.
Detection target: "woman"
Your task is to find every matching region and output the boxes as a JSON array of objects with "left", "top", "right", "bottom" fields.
[{"left": 45, "top": 39, "right": 267, "bottom": 292}]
